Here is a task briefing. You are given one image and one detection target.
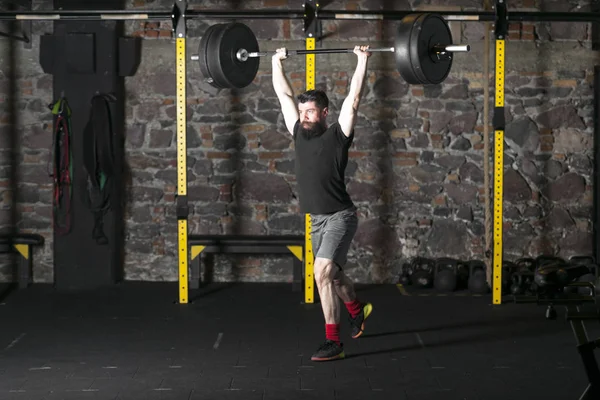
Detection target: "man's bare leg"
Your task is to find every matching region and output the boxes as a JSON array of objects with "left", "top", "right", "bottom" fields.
[
  {"left": 314, "top": 257, "right": 340, "bottom": 324},
  {"left": 334, "top": 269, "right": 372, "bottom": 339},
  {"left": 309, "top": 256, "right": 347, "bottom": 361},
  {"left": 333, "top": 270, "right": 356, "bottom": 303}
]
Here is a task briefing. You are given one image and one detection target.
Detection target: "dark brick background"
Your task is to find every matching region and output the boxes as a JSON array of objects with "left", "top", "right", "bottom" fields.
[{"left": 0, "top": 0, "right": 595, "bottom": 284}]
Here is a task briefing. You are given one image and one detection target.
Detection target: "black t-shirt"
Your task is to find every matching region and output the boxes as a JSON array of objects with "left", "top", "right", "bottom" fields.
[{"left": 293, "top": 120, "right": 355, "bottom": 214}]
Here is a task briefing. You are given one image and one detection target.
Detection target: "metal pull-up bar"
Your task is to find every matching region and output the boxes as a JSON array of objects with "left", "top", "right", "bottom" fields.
[{"left": 0, "top": 9, "right": 599, "bottom": 22}]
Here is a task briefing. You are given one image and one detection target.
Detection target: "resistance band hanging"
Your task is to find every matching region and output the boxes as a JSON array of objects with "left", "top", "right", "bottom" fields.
[
  {"left": 82, "top": 93, "right": 117, "bottom": 245},
  {"left": 48, "top": 97, "right": 72, "bottom": 236}
]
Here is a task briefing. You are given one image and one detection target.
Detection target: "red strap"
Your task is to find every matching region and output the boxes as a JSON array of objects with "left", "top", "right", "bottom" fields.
[{"left": 52, "top": 114, "right": 72, "bottom": 235}]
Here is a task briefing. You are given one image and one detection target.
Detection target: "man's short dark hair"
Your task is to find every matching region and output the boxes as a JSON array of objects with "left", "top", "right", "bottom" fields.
[{"left": 297, "top": 89, "right": 329, "bottom": 110}]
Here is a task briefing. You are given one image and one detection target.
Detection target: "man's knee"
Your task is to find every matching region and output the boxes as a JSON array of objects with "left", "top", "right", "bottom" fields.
[{"left": 314, "top": 258, "right": 338, "bottom": 285}]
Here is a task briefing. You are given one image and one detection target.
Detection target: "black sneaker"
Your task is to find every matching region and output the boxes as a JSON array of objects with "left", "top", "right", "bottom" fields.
[
  {"left": 310, "top": 339, "right": 345, "bottom": 361},
  {"left": 349, "top": 302, "right": 373, "bottom": 339}
]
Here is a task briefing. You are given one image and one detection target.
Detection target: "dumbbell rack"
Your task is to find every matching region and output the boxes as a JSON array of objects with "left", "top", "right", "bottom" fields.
[{"left": 513, "top": 286, "right": 600, "bottom": 400}]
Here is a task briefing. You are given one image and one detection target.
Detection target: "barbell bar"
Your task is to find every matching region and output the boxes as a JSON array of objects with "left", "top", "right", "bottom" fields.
[
  {"left": 1, "top": 9, "right": 599, "bottom": 22},
  {"left": 192, "top": 13, "right": 471, "bottom": 89},
  {"left": 234, "top": 44, "right": 470, "bottom": 62},
  {"left": 241, "top": 47, "right": 397, "bottom": 60},
  {"left": 191, "top": 47, "right": 391, "bottom": 62}
]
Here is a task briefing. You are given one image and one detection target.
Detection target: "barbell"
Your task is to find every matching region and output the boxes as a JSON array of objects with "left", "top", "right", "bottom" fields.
[
  {"left": 237, "top": 44, "right": 469, "bottom": 61},
  {"left": 191, "top": 13, "right": 471, "bottom": 89}
]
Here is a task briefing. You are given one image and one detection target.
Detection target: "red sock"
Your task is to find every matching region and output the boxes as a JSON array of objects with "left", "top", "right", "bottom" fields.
[
  {"left": 345, "top": 300, "right": 363, "bottom": 319},
  {"left": 326, "top": 324, "right": 340, "bottom": 345}
]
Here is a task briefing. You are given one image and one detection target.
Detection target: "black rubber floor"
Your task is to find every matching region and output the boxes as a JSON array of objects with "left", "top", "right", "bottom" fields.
[{"left": 0, "top": 282, "right": 598, "bottom": 400}]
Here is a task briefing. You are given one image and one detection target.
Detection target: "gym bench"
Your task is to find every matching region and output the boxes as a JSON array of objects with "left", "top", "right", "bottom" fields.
[
  {"left": 514, "top": 291, "right": 600, "bottom": 400},
  {"left": 188, "top": 234, "right": 306, "bottom": 291},
  {"left": 515, "top": 264, "right": 600, "bottom": 399},
  {"left": 0, "top": 233, "right": 45, "bottom": 289}
]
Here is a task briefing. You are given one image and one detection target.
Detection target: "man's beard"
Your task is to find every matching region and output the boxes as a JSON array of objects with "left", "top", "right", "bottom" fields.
[{"left": 299, "top": 121, "right": 326, "bottom": 140}]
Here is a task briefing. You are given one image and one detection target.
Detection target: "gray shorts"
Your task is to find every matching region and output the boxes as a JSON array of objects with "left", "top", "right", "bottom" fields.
[{"left": 310, "top": 206, "right": 358, "bottom": 268}]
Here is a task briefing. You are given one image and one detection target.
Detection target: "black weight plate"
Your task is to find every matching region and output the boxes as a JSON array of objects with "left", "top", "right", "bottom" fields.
[
  {"left": 208, "top": 22, "right": 260, "bottom": 89},
  {"left": 395, "top": 14, "right": 420, "bottom": 84},
  {"left": 408, "top": 14, "right": 431, "bottom": 84},
  {"left": 415, "top": 13, "right": 453, "bottom": 85},
  {"left": 205, "top": 23, "right": 229, "bottom": 89},
  {"left": 396, "top": 13, "right": 453, "bottom": 85},
  {"left": 198, "top": 24, "right": 221, "bottom": 87}
]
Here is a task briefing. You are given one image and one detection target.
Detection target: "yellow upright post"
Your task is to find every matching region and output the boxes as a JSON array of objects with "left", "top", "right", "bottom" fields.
[
  {"left": 492, "top": 2, "right": 507, "bottom": 305},
  {"left": 305, "top": 38, "right": 316, "bottom": 91},
  {"left": 492, "top": 39, "right": 505, "bottom": 305},
  {"left": 304, "top": 36, "right": 316, "bottom": 304},
  {"left": 174, "top": 1, "right": 189, "bottom": 304}
]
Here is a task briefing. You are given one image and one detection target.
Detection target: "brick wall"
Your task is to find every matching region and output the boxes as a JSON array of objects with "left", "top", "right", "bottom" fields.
[{"left": 0, "top": 0, "right": 595, "bottom": 284}]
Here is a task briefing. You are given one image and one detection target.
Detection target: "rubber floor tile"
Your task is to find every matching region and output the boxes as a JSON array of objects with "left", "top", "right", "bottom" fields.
[
  {"left": 188, "top": 388, "right": 265, "bottom": 400},
  {"left": 264, "top": 388, "right": 335, "bottom": 400}
]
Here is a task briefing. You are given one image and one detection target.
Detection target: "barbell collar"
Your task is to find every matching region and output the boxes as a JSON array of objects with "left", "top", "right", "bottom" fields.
[
  {"left": 236, "top": 48, "right": 249, "bottom": 62},
  {"left": 247, "top": 51, "right": 269, "bottom": 58},
  {"left": 441, "top": 44, "right": 470, "bottom": 52},
  {"left": 429, "top": 44, "right": 470, "bottom": 63}
]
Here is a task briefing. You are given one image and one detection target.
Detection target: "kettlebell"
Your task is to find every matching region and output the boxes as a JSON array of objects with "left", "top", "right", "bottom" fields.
[
  {"left": 515, "top": 257, "right": 539, "bottom": 295},
  {"left": 399, "top": 261, "right": 413, "bottom": 285},
  {"left": 434, "top": 258, "right": 459, "bottom": 292},
  {"left": 410, "top": 257, "right": 435, "bottom": 288},
  {"left": 467, "top": 260, "right": 489, "bottom": 294},
  {"left": 510, "top": 272, "right": 526, "bottom": 295}
]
